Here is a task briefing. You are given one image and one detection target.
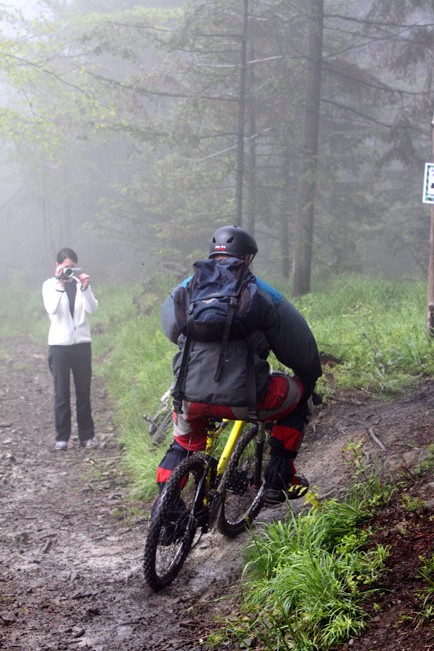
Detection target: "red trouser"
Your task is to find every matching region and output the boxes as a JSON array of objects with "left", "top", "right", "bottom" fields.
[{"left": 156, "top": 374, "right": 307, "bottom": 486}]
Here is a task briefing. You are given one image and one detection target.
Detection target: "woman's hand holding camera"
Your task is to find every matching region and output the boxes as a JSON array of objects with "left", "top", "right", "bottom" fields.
[
  {"left": 54, "top": 263, "right": 90, "bottom": 290},
  {"left": 54, "top": 263, "right": 66, "bottom": 285},
  {"left": 78, "top": 272, "right": 91, "bottom": 291}
]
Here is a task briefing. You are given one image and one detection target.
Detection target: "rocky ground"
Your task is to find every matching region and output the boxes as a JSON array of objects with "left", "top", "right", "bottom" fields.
[{"left": 0, "top": 336, "right": 433, "bottom": 651}]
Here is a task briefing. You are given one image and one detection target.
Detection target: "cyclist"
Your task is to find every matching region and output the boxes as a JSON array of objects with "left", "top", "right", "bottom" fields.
[{"left": 156, "top": 225, "right": 322, "bottom": 505}]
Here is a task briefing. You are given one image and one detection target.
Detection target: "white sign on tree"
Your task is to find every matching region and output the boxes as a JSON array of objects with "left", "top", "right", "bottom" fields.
[{"left": 422, "top": 163, "right": 434, "bottom": 204}]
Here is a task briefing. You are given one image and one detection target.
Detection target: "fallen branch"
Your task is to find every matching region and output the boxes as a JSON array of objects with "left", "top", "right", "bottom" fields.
[{"left": 367, "top": 426, "right": 387, "bottom": 452}]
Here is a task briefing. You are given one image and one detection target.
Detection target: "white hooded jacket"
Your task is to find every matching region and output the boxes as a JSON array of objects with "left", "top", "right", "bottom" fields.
[{"left": 42, "top": 276, "right": 98, "bottom": 346}]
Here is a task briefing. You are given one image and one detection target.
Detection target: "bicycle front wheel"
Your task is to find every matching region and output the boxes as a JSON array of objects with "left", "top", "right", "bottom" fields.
[
  {"left": 143, "top": 455, "right": 207, "bottom": 591},
  {"left": 218, "top": 424, "right": 270, "bottom": 537}
]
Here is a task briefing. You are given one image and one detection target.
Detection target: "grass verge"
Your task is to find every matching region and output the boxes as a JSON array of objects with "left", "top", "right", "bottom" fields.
[{"left": 209, "top": 475, "right": 393, "bottom": 651}]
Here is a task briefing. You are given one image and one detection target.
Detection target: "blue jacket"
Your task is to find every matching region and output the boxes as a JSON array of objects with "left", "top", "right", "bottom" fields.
[{"left": 162, "top": 266, "right": 322, "bottom": 406}]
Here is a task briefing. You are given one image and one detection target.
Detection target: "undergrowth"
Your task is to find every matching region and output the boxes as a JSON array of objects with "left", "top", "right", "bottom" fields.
[
  {"left": 209, "top": 471, "right": 393, "bottom": 651},
  {"left": 294, "top": 276, "right": 434, "bottom": 395}
]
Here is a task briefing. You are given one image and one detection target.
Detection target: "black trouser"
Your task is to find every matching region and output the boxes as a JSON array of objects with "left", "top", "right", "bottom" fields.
[{"left": 48, "top": 343, "right": 94, "bottom": 443}]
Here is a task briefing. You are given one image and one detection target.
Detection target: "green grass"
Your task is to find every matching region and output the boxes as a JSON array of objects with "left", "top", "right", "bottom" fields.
[
  {"left": 0, "top": 284, "right": 47, "bottom": 342},
  {"left": 296, "top": 276, "right": 433, "bottom": 394},
  {"left": 418, "top": 553, "right": 434, "bottom": 615},
  {"left": 209, "top": 479, "right": 391, "bottom": 651},
  {"left": 91, "top": 277, "right": 175, "bottom": 500}
]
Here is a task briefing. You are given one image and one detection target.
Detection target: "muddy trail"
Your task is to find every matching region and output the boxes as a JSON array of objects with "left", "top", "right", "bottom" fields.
[{"left": 0, "top": 336, "right": 433, "bottom": 651}]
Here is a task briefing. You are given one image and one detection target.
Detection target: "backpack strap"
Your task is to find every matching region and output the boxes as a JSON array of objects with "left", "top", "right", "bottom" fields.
[
  {"left": 172, "top": 336, "right": 192, "bottom": 414},
  {"left": 245, "top": 346, "right": 258, "bottom": 420},
  {"left": 173, "top": 285, "right": 188, "bottom": 334},
  {"left": 213, "top": 296, "right": 238, "bottom": 383}
]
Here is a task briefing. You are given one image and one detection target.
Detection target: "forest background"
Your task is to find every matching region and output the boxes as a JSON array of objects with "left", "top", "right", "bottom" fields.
[
  {"left": 1, "top": 0, "right": 433, "bottom": 295},
  {"left": 2, "top": 6, "right": 434, "bottom": 646}
]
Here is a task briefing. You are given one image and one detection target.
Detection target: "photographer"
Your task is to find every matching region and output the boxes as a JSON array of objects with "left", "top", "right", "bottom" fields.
[{"left": 42, "top": 247, "right": 99, "bottom": 451}]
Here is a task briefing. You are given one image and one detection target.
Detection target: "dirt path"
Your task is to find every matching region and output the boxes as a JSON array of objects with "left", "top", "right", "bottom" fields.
[
  {"left": 0, "top": 337, "right": 257, "bottom": 651},
  {"left": 0, "top": 336, "right": 433, "bottom": 651}
]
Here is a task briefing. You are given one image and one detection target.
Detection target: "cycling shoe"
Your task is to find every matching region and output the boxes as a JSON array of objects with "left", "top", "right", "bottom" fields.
[{"left": 263, "top": 475, "right": 309, "bottom": 506}]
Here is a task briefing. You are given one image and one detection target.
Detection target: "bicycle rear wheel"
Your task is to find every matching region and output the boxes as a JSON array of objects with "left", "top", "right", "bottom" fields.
[
  {"left": 218, "top": 424, "right": 270, "bottom": 537},
  {"left": 143, "top": 455, "right": 207, "bottom": 591},
  {"left": 149, "top": 408, "right": 173, "bottom": 446}
]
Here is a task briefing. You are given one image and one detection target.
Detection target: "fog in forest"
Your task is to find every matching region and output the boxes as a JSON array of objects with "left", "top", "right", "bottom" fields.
[{"left": 0, "top": 0, "right": 432, "bottom": 291}]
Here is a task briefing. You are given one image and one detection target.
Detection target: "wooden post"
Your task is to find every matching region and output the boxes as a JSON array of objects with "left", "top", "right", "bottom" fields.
[{"left": 427, "top": 115, "right": 434, "bottom": 338}]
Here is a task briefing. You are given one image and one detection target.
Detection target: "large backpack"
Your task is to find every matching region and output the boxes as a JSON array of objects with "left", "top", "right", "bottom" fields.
[{"left": 172, "top": 257, "right": 259, "bottom": 415}]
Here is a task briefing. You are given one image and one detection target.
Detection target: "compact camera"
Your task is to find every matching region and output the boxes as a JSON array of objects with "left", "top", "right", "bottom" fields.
[{"left": 60, "top": 267, "right": 81, "bottom": 280}]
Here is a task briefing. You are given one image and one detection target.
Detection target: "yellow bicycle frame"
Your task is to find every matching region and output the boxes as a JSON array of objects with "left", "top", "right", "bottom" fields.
[{"left": 212, "top": 420, "right": 246, "bottom": 476}]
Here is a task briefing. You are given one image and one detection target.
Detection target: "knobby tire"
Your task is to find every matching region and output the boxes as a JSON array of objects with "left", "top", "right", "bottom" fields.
[{"left": 143, "top": 455, "right": 207, "bottom": 591}]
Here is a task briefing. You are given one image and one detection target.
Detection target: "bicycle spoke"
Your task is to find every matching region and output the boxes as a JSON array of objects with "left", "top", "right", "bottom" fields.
[{"left": 218, "top": 425, "right": 269, "bottom": 537}]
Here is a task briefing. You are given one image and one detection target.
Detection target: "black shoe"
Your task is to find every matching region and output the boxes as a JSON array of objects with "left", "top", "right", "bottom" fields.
[{"left": 264, "top": 476, "right": 309, "bottom": 506}]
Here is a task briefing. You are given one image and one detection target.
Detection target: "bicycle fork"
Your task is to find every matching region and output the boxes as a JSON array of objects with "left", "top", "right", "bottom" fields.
[{"left": 190, "top": 455, "right": 218, "bottom": 536}]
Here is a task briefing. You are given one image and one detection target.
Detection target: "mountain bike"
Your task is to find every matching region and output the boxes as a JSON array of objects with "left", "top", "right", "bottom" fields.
[
  {"left": 143, "top": 416, "right": 271, "bottom": 591},
  {"left": 142, "top": 385, "right": 173, "bottom": 446}
]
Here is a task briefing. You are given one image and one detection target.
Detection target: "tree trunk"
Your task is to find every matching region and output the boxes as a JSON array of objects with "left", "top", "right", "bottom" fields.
[
  {"left": 280, "top": 144, "right": 290, "bottom": 280},
  {"left": 235, "top": 0, "right": 249, "bottom": 226},
  {"left": 246, "top": 43, "right": 257, "bottom": 236},
  {"left": 292, "top": 0, "right": 323, "bottom": 297},
  {"left": 63, "top": 164, "right": 72, "bottom": 245},
  {"left": 427, "top": 113, "right": 434, "bottom": 338}
]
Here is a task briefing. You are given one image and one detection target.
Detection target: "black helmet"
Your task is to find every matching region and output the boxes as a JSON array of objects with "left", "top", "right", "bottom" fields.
[{"left": 209, "top": 225, "right": 258, "bottom": 260}]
